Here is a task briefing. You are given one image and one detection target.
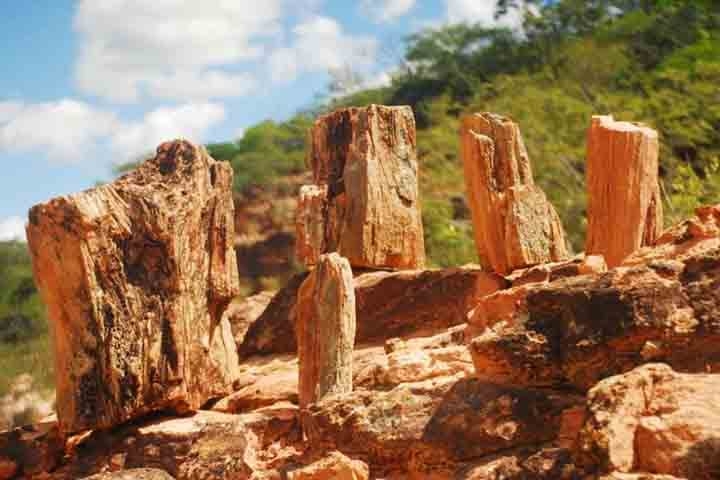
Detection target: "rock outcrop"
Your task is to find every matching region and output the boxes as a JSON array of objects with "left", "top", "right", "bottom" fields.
[
  {"left": 586, "top": 115, "right": 663, "bottom": 267},
  {"left": 468, "top": 245, "right": 720, "bottom": 389},
  {"left": 239, "top": 266, "right": 505, "bottom": 357},
  {"left": 286, "top": 451, "right": 368, "bottom": 480},
  {"left": 296, "top": 253, "right": 356, "bottom": 409},
  {"left": 576, "top": 363, "right": 720, "bottom": 479},
  {"left": 26, "top": 140, "right": 240, "bottom": 433},
  {"left": 297, "top": 105, "right": 425, "bottom": 269},
  {"left": 460, "top": 112, "right": 569, "bottom": 274}
]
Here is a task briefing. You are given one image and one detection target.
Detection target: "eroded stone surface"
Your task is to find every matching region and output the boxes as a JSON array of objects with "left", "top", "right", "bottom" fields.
[
  {"left": 460, "top": 113, "right": 568, "bottom": 274},
  {"left": 240, "top": 267, "right": 505, "bottom": 357},
  {"left": 469, "top": 245, "right": 720, "bottom": 389},
  {"left": 286, "top": 451, "right": 368, "bottom": 480},
  {"left": 26, "top": 140, "right": 240, "bottom": 433},
  {"left": 586, "top": 115, "right": 662, "bottom": 267},
  {"left": 576, "top": 364, "right": 720, "bottom": 478},
  {"left": 299, "top": 104, "right": 425, "bottom": 269}
]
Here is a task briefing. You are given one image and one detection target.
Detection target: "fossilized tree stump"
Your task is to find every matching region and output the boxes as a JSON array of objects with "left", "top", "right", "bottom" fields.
[
  {"left": 460, "top": 112, "right": 569, "bottom": 274},
  {"left": 585, "top": 115, "right": 662, "bottom": 267},
  {"left": 296, "top": 253, "right": 356, "bottom": 408},
  {"left": 296, "top": 104, "right": 425, "bottom": 269},
  {"left": 26, "top": 140, "right": 241, "bottom": 433}
]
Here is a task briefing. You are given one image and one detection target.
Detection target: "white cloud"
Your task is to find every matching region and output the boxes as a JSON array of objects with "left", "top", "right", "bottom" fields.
[
  {"left": 269, "top": 16, "right": 378, "bottom": 83},
  {"left": 446, "top": 0, "right": 525, "bottom": 28},
  {"left": 145, "top": 70, "right": 256, "bottom": 102},
  {"left": 0, "top": 216, "right": 26, "bottom": 242},
  {"left": 73, "top": 0, "right": 284, "bottom": 102},
  {"left": 361, "top": 0, "right": 416, "bottom": 23},
  {"left": 110, "top": 103, "right": 226, "bottom": 160},
  {"left": 0, "top": 99, "right": 118, "bottom": 160},
  {"left": 0, "top": 99, "right": 225, "bottom": 163}
]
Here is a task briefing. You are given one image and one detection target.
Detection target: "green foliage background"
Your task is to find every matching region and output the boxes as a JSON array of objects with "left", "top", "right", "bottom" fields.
[{"left": 1, "top": 0, "right": 719, "bottom": 397}]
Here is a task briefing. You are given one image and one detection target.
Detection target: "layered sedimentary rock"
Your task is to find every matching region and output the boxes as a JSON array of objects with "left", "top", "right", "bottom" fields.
[
  {"left": 460, "top": 113, "right": 569, "bottom": 274},
  {"left": 239, "top": 267, "right": 505, "bottom": 357},
  {"left": 296, "top": 253, "right": 356, "bottom": 408},
  {"left": 576, "top": 363, "right": 720, "bottom": 478},
  {"left": 586, "top": 115, "right": 663, "bottom": 267},
  {"left": 26, "top": 140, "right": 240, "bottom": 433},
  {"left": 296, "top": 104, "right": 425, "bottom": 269}
]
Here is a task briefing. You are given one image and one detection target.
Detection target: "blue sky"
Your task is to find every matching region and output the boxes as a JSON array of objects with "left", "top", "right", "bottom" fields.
[{"left": 0, "top": 0, "right": 521, "bottom": 241}]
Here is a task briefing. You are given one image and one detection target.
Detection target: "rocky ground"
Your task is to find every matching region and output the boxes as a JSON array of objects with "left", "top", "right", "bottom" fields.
[{"left": 2, "top": 109, "right": 719, "bottom": 479}]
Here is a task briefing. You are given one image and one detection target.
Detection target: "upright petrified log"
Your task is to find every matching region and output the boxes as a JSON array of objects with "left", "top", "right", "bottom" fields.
[
  {"left": 460, "top": 113, "right": 569, "bottom": 274},
  {"left": 297, "top": 105, "right": 425, "bottom": 269},
  {"left": 296, "top": 253, "right": 356, "bottom": 408},
  {"left": 586, "top": 115, "right": 662, "bottom": 267},
  {"left": 26, "top": 140, "right": 240, "bottom": 433}
]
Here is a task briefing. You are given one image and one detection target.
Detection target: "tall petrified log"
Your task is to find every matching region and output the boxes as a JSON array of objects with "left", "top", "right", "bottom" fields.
[
  {"left": 296, "top": 104, "right": 425, "bottom": 269},
  {"left": 460, "top": 113, "right": 569, "bottom": 274},
  {"left": 296, "top": 253, "right": 356, "bottom": 409},
  {"left": 26, "top": 140, "right": 240, "bottom": 433},
  {"left": 585, "top": 115, "right": 662, "bottom": 267}
]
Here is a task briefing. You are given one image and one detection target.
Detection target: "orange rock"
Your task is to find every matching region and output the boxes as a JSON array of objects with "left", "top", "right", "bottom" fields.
[
  {"left": 296, "top": 253, "right": 356, "bottom": 409},
  {"left": 299, "top": 105, "right": 425, "bottom": 269},
  {"left": 586, "top": 115, "right": 663, "bottom": 267},
  {"left": 460, "top": 113, "right": 569, "bottom": 274},
  {"left": 26, "top": 140, "right": 240, "bottom": 433},
  {"left": 576, "top": 363, "right": 720, "bottom": 478},
  {"left": 624, "top": 202, "right": 720, "bottom": 267},
  {"left": 287, "top": 451, "right": 368, "bottom": 480}
]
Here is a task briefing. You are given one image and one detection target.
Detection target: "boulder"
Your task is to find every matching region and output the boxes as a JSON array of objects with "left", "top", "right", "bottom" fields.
[
  {"left": 299, "top": 104, "right": 425, "bottom": 269},
  {"left": 286, "top": 451, "right": 368, "bottom": 480},
  {"left": 240, "top": 267, "right": 505, "bottom": 357},
  {"left": 51, "top": 410, "right": 303, "bottom": 479},
  {"left": 460, "top": 113, "right": 568, "bottom": 274},
  {"left": 26, "top": 140, "right": 240, "bottom": 433},
  {"left": 469, "top": 247, "right": 720, "bottom": 389},
  {"left": 296, "top": 253, "right": 356, "bottom": 409},
  {"left": 576, "top": 363, "right": 720, "bottom": 479},
  {"left": 0, "top": 420, "right": 63, "bottom": 478},
  {"left": 586, "top": 115, "right": 662, "bottom": 267},
  {"left": 304, "top": 377, "right": 583, "bottom": 477},
  {"left": 225, "top": 291, "right": 275, "bottom": 349}
]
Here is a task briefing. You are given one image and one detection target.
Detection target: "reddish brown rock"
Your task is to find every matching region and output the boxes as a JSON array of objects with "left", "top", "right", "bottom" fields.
[
  {"left": 586, "top": 115, "right": 663, "bottom": 267},
  {"left": 225, "top": 291, "right": 275, "bottom": 349},
  {"left": 240, "top": 267, "right": 505, "bottom": 358},
  {"left": 80, "top": 469, "right": 175, "bottom": 480},
  {"left": 469, "top": 248, "right": 720, "bottom": 389},
  {"left": 576, "top": 363, "right": 720, "bottom": 479},
  {"left": 295, "top": 185, "right": 328, "bottom": 267},
  {"left": 50, "top": 410, "right": 303, "bottom": 479},
  {"left": 304, "top": 377, "right": 583, "bottom": 478},
  {"left": 0, "top": 420, "right": 64, "bottom": 478},
  {"left": 299, "top": 104, "right": 425, "bottom": 269},
  {"left": 460, "top": 113, "right": 569, "bottom": 274},
  {"left": 26, "top": 140, "right": 240, "bottom": 433},
  {"left": 296, "top": 253, "right": 356, "bottom": 409},
  {"left": 624, "top": 203, "right": 720, "bottom": 267},
  {"left": 286, "top": 451, "right": 368, "bottom": 480}
]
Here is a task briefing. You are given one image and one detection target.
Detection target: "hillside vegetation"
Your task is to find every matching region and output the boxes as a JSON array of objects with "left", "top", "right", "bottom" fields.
[{"left": 1, "top": 0, "right": 718, "bottom": 398}]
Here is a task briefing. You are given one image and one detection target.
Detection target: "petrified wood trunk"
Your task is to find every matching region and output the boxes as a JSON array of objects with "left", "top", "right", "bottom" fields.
[
  {"left": 297, "top": 104, "right": 425, "bottom": 269},
  {"left": 460, "top": 112, "right": 569, "bottom": 274},
  {"left": 296, "top": 253, "right": 356, "bottom": 409},
  {"left": 585, "top": 115, "right": 663, "bottom": 267},
  {"left": 26, "top": 140, "right": 240, "bottom": 433}
]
